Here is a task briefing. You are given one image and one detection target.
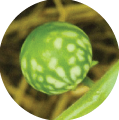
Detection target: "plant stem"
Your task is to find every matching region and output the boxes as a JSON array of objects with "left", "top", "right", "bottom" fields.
[
  {"left": 55, "top": 60, "right": 119, "bottom": 120},
  {"left": 82, "top": 77, "right": 95, "bottom": 88},
  {"left": 91, "top": 60, "right": 99, "bottom": 67}
]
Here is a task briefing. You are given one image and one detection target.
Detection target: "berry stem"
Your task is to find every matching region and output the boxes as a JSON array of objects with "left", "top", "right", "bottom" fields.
[
  {"left": 91, "top": 60, "right": 99, "bottom": 67},
  {"left": 82, "top": 77, "right": 95, "bottom": 88}
]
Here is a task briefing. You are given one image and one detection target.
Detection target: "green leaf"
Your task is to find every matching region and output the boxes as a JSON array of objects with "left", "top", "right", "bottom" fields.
[{"left": 55, "top": 60, "right": 119, "bottom": 120}]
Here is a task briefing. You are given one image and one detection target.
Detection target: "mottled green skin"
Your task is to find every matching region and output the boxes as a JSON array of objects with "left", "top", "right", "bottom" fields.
[{"left": 20, "top": 22, "right": 92, "bottom": 95}]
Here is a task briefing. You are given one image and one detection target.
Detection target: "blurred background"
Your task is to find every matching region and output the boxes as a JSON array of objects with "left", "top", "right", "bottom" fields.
[{"left": 0, "top": 0, "right": 119, "bottom": 119}]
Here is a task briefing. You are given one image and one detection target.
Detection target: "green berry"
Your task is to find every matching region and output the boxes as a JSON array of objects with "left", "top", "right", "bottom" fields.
[{"left": 20, "top": 21, "right": 92, "bottom": 95}]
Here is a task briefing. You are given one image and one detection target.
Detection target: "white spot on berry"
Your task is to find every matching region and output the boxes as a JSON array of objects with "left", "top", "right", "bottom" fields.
[
  {"left": 62, "top": 31, "right": 78, "bottom": 37},
  {"left": 35, "top": 83, "right": 41, "bottom": 88},
  {"left": 31, "top": 59, "right": 43, "bottom": 72},
  {"left": 32, "top": 73, "right": 37, "bottom": 79},
  {"left": 46, "top": 76, "right": 65, "bottom": 88},
  {"left": 42, "top": 50, "right": 51, "bottom": 59},
  {"left": 76, "top": 50, "right": 85, "bottom": 61},
  {"left": 67, "top": 44, "right": 76, "bottom": 52},
  {"left": 49, "top": 57, "right": 58, "bottom": 69},
  {"left": 88, "top": 46, "right": 92, "bottom": 54},
  {"left": 77, "top": 39, "right": 86, "bottom": 48},
  {"left": 82, "top": 37, "right": 90, "bottom": 45},
  {"left": 56, "top": 67, "right": 66, "bottom": 78},
  {"left": 46, "top": 76, "right": 56, "bottom": 84},
  {"left": 21, "top": 58, "right": 27, "bottom": 69},
  {"left": 84, "top": 64, "right": 90, "bottom": 71},
  {"left": 76, "top": 79, "right": 82, "bottom": 84},
  {"left": 55, "top": 82, "right": 66, "bottom": 88},
  {"left": 31, "top": 59, "right": 37, "bottom": 70},
  {"left": 46, "top": 85, "right": 54, "bottom": 90},
  {"left": 54, "top": 38, "right": 62, "bottom": 49},
  {"left": 70, "top": 66, "right": 81, "bottom": 80},
  {"left": 77, "top": 49, "right": 84, "bottom": 55},
  {"left": 68, "top": 56, "right": 76, "bottom": 65},
  {"left": 37, "top": 65, "right": 43, "bottom": 72},
  {"left": 38, "top": 76, "right": 44, "bottom": 82}
]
